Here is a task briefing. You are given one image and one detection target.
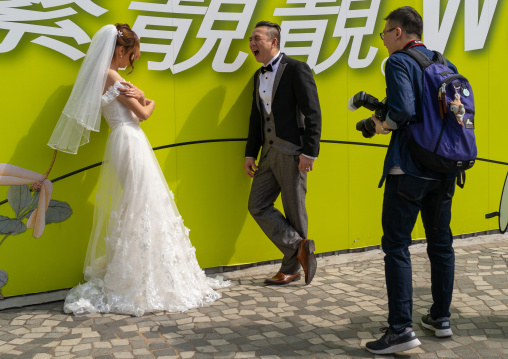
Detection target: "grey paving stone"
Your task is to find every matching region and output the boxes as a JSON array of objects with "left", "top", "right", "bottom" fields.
[
  {"left": 215, "top": 352, "right": 236, "bottom": 358},
  {"left": 215, "top": 344, "right": 238, "bottom": 352},
  {"left": 117, "top": 331, "right": 141, "bottom": 339},
  {"left": 158, "top": 326, "right": 178, "bottom": 334},
  {"left": 152, "top": 348, "right": 177, "bottom": 357},
  {"left": 11, "top": 343, "right": 39, "bottom": 352},
  {"left": 171, "top": 342, "right": 195, "bottom": 351},
  {"left": 111, "top": 345, "right": 132, "bottom": 352},
  {"left": 256, "top": 347, "right": 279, "bottom": 356},
  {"left": 92, "top": 348, "right": 113, "bottom": 356},
  {"left": 148, "top": 343, "right": 170, "bottom": 350},
  {"left": 142, "top": 332, "right": 161, "bottom": 339},
  {"left": 99, "top": 333, "right": 118, "bottom": 340},
  {"left": 12, "top": 354, "right": 37, "bottom": 359},
  {"left": 74, "top": 349, "right": 92, "bottom": 356},
  {"left": 195, "top": 353, "right": 217, "bottom": 359},
  {"left": 0, "top": 334, "right": 17, "bottom": 341},
  {"left": 59, "top": 333, "right": 83, "bottom": 340},
  {"left": 56, "top": 321, "right": 82, "bottom": 328}
]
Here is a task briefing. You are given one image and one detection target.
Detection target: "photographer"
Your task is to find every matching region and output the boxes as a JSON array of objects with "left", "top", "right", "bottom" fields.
[{"left": 365, "top": 7, "right": 458, "bottom": 354}]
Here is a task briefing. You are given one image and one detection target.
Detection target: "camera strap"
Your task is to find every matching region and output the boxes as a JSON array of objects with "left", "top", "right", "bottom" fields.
[{"left": 403, "top": 39, "right": 424, "bottom": 49}]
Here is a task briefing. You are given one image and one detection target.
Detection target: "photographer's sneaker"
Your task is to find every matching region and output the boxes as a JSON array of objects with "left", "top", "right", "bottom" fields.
[
  {"left": 421, "top": 313, "right": 453, "bottom": 337},
  {"left": 365, "top": 327, "right": 421, "bottom": 355}
]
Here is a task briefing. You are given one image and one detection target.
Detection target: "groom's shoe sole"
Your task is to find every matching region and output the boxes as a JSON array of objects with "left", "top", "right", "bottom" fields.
[{"left": 297, "top": 239, "right": 317, "bottom": 285}]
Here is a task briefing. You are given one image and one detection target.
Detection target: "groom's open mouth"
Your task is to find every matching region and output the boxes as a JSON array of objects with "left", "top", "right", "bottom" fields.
[{"left": 253, "top": 50, "right": 259, "bottom": 57}]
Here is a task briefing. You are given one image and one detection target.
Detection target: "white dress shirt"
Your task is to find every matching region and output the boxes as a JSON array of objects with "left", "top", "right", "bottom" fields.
[{"left": 259, "top": 51, "right": 281, "bottom": 115}]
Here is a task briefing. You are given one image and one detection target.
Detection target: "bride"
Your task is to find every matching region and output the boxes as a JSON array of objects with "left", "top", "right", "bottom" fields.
[{"left": 47, "top": 24, "right": 229, "bottom": 316}]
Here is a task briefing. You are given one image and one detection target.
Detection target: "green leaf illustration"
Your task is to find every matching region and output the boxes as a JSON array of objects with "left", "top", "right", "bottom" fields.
[
  {"left": 30, "top": 190, "right": 40, "bottom": 207},
  {"left": 0, "top": 216, "right": 26, "bottom": 235},
  {"left": 25, "top": 200, "right": 72, "bottom": 224},
  {"left": 0, "top": 270, "right": 7, "bottom": 287},
  {"left": 45, "top": 200, "right": 73, "bottom": 224},
  {"left": 7, "top": 185, "right": 32, "bottom": 218}
]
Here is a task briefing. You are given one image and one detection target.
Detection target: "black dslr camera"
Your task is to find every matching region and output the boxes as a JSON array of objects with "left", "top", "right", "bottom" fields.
[{"left": 347, "top": 91, "right": 387, "bottom": 138}]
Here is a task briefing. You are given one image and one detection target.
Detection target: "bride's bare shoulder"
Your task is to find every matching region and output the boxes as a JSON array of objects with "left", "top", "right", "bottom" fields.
[
  {"left": 104, "top": 69, "right": 122, "bottom": 93},
  {"left": 107, "top": 69, "right": 122, "bottom": 80},
  {"left": 106, "top": 69, "right": 122, "bottom": 83}
]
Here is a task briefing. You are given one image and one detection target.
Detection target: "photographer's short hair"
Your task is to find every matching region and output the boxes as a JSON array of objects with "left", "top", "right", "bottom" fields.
[
  {"left": 384, "top": 6, "right": 423, "bottom": 39},
  {"left": 255, "top": 21, "right": 281, "bottom": 49}
]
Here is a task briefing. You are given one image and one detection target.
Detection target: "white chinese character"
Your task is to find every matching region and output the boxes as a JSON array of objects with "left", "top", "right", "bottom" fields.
[
  {"left": 129, "top": 0, "right": 207, "bottom": 15},
  {"left": 0, "top": 0, "right": 107, "bottom": 60},
  {"left": 130, "top": 0, "right": 257, "bottom": 73},
  {"left": 274, "top": 0, "right": 380, "bottom": 73}
]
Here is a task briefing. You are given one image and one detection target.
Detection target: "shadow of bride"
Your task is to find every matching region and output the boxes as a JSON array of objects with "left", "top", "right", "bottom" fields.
[{"left": 161, "top": 81, "right": 254, "bottom": 270}]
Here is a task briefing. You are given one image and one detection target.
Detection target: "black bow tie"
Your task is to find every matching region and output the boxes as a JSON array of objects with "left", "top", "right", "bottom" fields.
[
  {"left": 260, "top": 54, "right": 282, "bottom": 74},
  {"left": 261, "top": 64, "right": 273, "bottom": 74}
]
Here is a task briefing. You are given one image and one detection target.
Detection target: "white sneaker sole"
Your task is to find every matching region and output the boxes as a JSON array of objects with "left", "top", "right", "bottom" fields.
[
  {"left": 421, "top": 321, "right": 453, "bottom": 337},
  {"left": 366, "top": 338, "right": 421, "bottom": 354}
]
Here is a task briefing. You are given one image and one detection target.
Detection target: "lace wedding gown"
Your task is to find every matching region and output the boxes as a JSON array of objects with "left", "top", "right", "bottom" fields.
[{"left": 63, "top": 81, "right": 230, "bottom": 316}]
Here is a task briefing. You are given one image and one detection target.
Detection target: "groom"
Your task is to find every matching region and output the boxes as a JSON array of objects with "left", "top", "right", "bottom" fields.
[{"left": 244, "top": 21, "right": 322, "bottom": 285}]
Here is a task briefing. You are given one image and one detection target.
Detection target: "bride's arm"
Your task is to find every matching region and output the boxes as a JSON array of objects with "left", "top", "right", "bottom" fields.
[
  {"left": 118, "top": 81, "right": 145, "bottom": 106},
  {"left": 105, "top": 70, "right": 155, "bottom": 121},
  {"left": 118, "top": 94, "right": 155, "bottom": 122}
]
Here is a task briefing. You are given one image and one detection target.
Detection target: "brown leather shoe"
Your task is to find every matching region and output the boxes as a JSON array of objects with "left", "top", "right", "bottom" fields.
[
  {"left": 264, "top": 271, "right": 301, "bottom": 285},
  {"left": 296, "top": 238, "right": 317, "bottom": 285}
]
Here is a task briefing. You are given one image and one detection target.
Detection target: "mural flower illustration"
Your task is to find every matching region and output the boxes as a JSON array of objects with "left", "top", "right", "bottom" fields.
[
  {"left": 0, "top": 163, "right": 53, "bottom": 238},
  {"left": 0, "top": 151, "right": 72, "bottom": 298}
]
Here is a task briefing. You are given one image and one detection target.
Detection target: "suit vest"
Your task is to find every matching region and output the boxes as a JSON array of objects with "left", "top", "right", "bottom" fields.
[{"left": 260, "top": 103, "right": 302, "bottom": 159}]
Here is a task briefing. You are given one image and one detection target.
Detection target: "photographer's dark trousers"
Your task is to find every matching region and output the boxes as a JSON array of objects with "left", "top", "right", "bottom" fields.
[{"left": 382, "top": 174, "right": 456, "bottom": 330}]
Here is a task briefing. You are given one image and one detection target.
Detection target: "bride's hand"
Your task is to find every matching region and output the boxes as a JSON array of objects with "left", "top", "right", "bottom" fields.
[{"left": 119, "top": 81, "right": 145, "bottom": 101}]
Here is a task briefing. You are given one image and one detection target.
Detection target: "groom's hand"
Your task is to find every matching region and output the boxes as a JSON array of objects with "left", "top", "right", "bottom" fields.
[
  {"left": 298, "top": 154, "right": 314, "bottom": 173},
  {"left": 244, "top": 158, "right": 258, "bottom": 178}
]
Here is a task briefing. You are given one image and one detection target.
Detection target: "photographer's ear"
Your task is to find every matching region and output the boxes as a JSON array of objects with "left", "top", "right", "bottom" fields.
[{"left": 394, "top": 27, "right": 403, "bottom": 40}]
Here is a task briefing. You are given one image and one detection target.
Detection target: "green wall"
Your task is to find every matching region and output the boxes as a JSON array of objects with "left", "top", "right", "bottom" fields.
[{"left": 0, "top": 0, "right": 505, "bottom": 296}]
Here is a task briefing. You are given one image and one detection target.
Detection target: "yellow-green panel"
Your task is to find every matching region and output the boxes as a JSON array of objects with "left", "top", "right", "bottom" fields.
[{"left": 1, "top": 0, "right": 507, "bottom": 297}]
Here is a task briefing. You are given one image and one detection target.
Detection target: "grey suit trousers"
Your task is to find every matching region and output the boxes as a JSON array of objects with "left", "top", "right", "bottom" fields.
[{"left": 248, "top": 148, "right": 308, "bottom": 275}]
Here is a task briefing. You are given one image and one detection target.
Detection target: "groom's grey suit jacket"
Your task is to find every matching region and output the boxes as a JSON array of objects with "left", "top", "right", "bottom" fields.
[{"left": 245, "top": 53, "right": 322, "bottom": 160}]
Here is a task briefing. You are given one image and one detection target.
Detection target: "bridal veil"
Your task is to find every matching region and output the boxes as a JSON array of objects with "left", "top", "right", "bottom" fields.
[{"left": 47, "top": 25, "right": 117, "bottom": 154}]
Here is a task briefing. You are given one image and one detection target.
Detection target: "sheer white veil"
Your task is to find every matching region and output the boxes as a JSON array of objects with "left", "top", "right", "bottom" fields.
[{"left": 48, "top": 25, "right": 118, "bottom": 154}]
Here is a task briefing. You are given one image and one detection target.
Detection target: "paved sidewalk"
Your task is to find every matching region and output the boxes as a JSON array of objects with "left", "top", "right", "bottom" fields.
[{"left": 0, "top": 233, "right": 507, "bottom": 359}]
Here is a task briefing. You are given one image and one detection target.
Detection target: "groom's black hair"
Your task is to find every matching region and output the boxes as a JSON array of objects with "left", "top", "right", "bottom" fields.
[{"left": 255, "top": 21, "right": 281, "bottom": 49}]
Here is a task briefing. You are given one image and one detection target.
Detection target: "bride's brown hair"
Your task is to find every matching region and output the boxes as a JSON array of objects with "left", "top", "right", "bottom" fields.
[{"left": 115, "top": 23, "right": 140, "bottom": 74}]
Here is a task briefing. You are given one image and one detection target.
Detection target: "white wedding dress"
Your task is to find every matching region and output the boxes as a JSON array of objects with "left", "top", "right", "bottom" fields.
[{"left": 63, "top": 81, "right": 230, "bottom": 316}]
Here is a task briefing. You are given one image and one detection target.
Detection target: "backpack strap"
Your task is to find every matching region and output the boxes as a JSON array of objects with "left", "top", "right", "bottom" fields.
[
  {"left": 395, "top": 48, "right": 452, "bottom": 69},
  {"left": 395, "top": 48, "right": 453, "bottom": 119},
  {"left": 394, "top": 48, "right": 433, "bottom": 70},
  {"left": 456, "top": 170, "right": 466, "bottom": 189},
  {"left": 431, "top": 51, "right": 447, "bottom": 65}
]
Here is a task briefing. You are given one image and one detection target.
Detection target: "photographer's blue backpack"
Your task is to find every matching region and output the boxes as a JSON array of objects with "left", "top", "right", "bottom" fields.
[{"left": 397, "top": 48, "right": 476, "bottom": 186}]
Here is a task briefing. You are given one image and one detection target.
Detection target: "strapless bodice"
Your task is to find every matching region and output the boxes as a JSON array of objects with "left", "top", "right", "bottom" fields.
[{"left": 101, "top": 81, "right": 140, "bottom": 129}]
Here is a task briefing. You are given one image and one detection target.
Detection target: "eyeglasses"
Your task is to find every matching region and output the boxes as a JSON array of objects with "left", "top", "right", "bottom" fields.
[{"left": 380, "top": 27, "right": 397, "bottom": 40}]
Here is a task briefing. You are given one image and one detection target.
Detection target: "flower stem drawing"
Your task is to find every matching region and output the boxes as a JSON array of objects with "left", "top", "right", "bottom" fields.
[{"left": 0, "top": 150, "right": 72, "bottom": 298}]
